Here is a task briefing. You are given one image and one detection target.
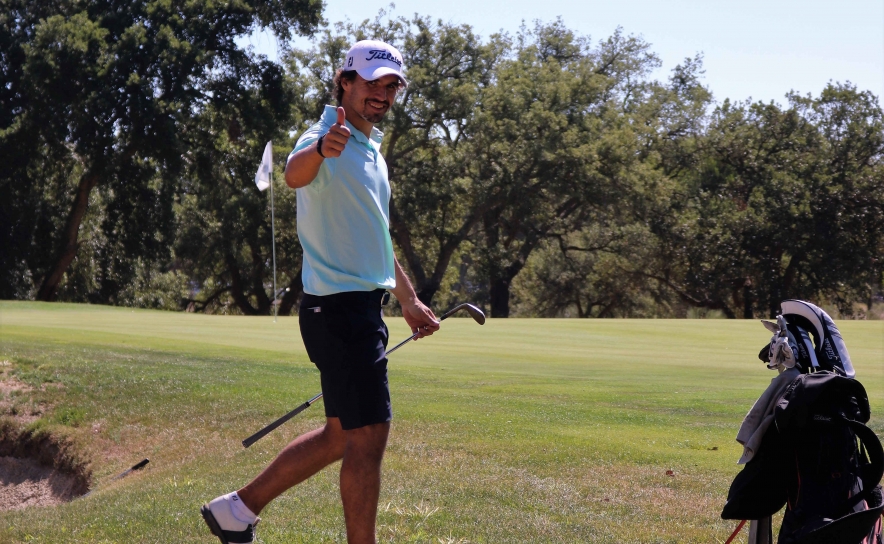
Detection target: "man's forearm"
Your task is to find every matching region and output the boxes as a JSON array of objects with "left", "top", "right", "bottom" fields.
[
  {"left": 284, "top": 144, "right": 324, "bottom": 189},
  {"left": 390, "top": 255, "right": 439, "bottom": 336},
  {"left": 390, "top": 256, "right": 418, "bottom": 307}
]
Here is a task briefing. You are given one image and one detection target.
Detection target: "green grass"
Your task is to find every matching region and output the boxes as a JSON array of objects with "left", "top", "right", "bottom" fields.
[{"left": 0, "top": 301, "right": 882, "bottom": 543}]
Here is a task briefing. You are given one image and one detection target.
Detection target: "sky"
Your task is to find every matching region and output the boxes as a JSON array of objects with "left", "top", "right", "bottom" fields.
[{"left": 239, "top": 0, "right": 884, "bottom": 106}]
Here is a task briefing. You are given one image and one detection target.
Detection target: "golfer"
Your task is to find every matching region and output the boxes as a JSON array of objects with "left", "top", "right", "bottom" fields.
[{"left": 201, "top": 40, "right": 440, "bottom": 544}]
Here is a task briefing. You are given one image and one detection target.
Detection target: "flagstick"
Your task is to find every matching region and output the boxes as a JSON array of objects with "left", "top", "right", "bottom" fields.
[{"left": 269, "top": 143, "right": 278, "bottom": 323}]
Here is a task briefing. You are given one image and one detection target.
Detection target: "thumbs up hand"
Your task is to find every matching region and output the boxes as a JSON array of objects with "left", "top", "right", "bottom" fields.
[
  {"left": 335, "top": 106, "right": 345, "bottom": 126},
  {"left": 318, "top": 107, "right": 351, "bottom": 158}
]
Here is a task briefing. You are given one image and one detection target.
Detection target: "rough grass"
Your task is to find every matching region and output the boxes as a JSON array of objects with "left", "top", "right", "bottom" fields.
[{"left": 0, "top": 301, "right": 881, "bottom": 543}]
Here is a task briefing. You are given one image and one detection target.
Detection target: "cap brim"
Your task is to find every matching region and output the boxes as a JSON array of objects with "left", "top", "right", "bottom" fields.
[{"left": 355, "top": 66, "right": 408, "bottom": 87}]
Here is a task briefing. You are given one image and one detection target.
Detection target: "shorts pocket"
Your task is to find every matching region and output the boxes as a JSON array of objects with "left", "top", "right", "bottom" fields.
[{"left": 299, "top": 305, "right": 332, "bottom": 364}]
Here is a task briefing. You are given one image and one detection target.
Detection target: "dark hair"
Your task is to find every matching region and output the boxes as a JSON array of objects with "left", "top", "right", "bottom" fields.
[{"left": 333, "top": 69, "right": 357, "bottom": 105}]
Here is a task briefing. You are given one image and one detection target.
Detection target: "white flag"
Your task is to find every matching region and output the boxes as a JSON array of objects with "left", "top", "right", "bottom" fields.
[{"left": 255, "top": 141, "right": 272, "bottom": 191}]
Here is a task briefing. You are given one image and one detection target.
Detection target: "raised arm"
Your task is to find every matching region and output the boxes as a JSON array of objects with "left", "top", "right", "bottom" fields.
[{"left": 285, "top": 107, "right": 351, "bottom": 189}]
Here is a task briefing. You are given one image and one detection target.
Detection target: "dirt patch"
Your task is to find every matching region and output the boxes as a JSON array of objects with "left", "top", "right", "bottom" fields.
[
  {"left": 0, "top": 456, "right": 82, "bottom": 510},
  {"left": 0, "top": 362, "right": 50, "bottom": 425}
]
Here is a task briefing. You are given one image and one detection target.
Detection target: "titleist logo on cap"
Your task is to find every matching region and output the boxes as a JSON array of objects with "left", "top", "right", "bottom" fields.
[{"left": 366, "top": 49, "right": 402, "bottom": 67}]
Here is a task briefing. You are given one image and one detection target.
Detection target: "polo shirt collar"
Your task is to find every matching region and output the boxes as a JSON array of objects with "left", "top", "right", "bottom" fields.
[{"left": 321, "top": 105, "right": 384, "bottom": 146}]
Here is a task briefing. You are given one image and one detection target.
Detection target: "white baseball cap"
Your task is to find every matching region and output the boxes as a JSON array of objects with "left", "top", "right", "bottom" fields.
[{"left": 343, "top": 40, "right": 408, "bottom": 87}]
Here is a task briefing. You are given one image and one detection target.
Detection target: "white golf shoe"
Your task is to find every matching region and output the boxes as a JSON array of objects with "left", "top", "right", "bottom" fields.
[{"left": 200, "top": 493, "right": 260, "bottom": 544}]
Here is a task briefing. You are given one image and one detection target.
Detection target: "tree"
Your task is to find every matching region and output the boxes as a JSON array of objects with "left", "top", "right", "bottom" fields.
[
  {"left": 470, "top": 23, "right": 666, "bottom": 317},
  {"left": 0, "top": 0, "right": 322, "bottom": 302},
  {"left": 512, "top": 223, "right": 676, "bottom": 317},
  {"left": 646, "top": 83, "right": 884, "bottom": 318},
  {"left": 173, "top": 66, "right": 303, "bottom": 315}
]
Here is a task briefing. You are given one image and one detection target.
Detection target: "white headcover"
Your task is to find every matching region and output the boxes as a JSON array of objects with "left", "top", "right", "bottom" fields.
[{"left": 781, "top": 300, "right": 826, "bottom": 346}]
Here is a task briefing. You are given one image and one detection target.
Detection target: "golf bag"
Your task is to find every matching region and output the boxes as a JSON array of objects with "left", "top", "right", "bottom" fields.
[
  {"left": 776, "top": 372, "right": 884, "bottom": 543},
  {"left": 723, "top": 300, "right": 884, "bottom": 544}
]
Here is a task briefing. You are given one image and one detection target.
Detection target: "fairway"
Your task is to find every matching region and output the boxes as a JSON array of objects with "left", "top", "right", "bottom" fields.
[{"left": 1, "top": 302, "right": 882, "bottom": 543}]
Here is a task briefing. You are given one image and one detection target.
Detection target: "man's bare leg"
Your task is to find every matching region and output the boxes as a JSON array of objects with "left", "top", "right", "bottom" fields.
[
  {"left": 237, "top": 417, "right": 347, "bottom": 514},
  {"left": 340, "top": 422, "right": 390, "bottom": 544}
]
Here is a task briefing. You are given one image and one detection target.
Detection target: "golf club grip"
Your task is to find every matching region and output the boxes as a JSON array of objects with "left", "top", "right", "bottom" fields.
[
  {"left": 242, "top": 396, "right": 319, "bottom": 448},
  {"left": 110, "top": 458, "right": 150, "bottom": 481}
]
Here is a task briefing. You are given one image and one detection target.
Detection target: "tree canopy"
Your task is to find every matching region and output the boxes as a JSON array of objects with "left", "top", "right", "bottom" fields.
[
  {"left": 3, "top": 6, "right": 882, "bottom": 318},
  {"left": 1, "top": 0, "right": 321, "bottom": 304}
]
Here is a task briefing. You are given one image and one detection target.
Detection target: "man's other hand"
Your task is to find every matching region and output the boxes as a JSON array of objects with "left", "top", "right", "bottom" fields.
[{"left": 402, "top": 301, "right": 440, "bottom": 340}]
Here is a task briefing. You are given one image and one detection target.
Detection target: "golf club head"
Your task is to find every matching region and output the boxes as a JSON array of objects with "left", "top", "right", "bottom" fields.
[{"left": 445, "top": 303, "right": 485, "bottom": 324}]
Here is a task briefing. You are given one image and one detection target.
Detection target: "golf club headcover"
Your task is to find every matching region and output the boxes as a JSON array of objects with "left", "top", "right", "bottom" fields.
[
  {"left": 769, "top": 333, "right": 796, "bottom": 370},
  {"left": 758, "top": 316, "right": 819, "bottom": 373},
  {"left": 781, "top": 299, "right": 855, "bottom": 378}
]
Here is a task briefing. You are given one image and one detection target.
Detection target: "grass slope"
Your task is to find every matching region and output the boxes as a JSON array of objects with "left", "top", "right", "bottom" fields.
[{"left": 0, "top": 301, "right": 881, "bottom": 543}]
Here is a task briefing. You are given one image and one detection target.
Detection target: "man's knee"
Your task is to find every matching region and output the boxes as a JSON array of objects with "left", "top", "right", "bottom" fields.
[
  {"left": 344, "top": 422, "right": 390, "bottom": 461},
  {"left": 320, "top": 418, "right": 347, "bottom": 456}
]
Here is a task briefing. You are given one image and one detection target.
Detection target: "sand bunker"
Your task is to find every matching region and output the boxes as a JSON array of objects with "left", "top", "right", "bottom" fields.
[
  {"left": 1, "top": 367, "right": 91, "bottom": 511},
  {"left": 0, "top": 456, "right": 82, "bottom": 510}
]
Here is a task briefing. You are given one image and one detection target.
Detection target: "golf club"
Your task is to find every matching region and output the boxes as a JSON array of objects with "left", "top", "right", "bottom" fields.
[
  {"left": 80, "top": 458, "right": 149, "bottom": 498},
  {"left": 242, "top": 302, "right": 485, "bottom": 448}
]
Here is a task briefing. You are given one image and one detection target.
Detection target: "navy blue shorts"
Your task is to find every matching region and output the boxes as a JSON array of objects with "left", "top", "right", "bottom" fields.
[{"left": 299, "top": 290, "right": 391, "bottom": 430}]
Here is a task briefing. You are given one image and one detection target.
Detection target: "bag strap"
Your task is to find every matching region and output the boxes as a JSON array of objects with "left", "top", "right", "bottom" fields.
[{"left": 845, "top": 418, "right": 884, "bottom": 504}]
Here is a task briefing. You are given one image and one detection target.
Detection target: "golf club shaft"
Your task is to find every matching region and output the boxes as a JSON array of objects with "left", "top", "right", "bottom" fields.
[
  {"left": 242, "top": 327, "right": 426, "bottom": 448},
  {"left": 81, "top": 458, "right": 149, "bottom": 498},
  {"left": 242, "top": 393, "right": 323, "bottom": 448},
  {"left": 243, "top": 319, "right": 446, "bottom": 446},
  {"left": 112, "top": 458, "right": 150, "bottom": 480}
]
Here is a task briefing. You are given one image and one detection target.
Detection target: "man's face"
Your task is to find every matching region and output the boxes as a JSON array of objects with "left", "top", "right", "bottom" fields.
[{"left": 341, "top": 74, "right": 402, "bottom": 124}]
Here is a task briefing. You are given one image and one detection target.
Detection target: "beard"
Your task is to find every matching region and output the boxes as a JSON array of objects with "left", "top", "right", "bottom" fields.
[
  {"left": 362, "top": 111, "right": 386, "bottom": 123},
  {"left": 360, "top": 101, "right": 389, "bottom": 124}
]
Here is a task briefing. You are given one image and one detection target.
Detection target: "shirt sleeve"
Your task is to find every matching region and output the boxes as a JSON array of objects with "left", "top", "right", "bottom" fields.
[
  {"left": 291, "top": 126, "right": 336, "bottom": 191},
  {"left": 293, "top": 131, "right": 318, "bottom": 153}
]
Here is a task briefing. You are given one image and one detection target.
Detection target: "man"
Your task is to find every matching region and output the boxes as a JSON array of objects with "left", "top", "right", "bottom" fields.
[{"left": 200, "top": 40, "right": 440, "bottom": 544}]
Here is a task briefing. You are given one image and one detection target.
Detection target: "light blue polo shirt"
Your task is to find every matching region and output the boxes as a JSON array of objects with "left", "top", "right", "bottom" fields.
[{"left": 291, "top": 105, "right": 396, "bottom": 296}]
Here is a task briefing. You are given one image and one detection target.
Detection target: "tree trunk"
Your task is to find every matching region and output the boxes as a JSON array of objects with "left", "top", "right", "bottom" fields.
[
  {"left": 278, "top": 270, "right": 303, "bottom": 315},
  {"left": 416, "top": 284, "right": 439, "bottom": 307},
  {"left": 36, "top": 171, "right": 100, "bottom": 301},
  {"left": 487, "top": 231, "right": 542, "bottom": 318},
  {"left": 225, "top": 252, "right": 259, "bottom": 315},
  {"left": 249, "top": 241, "right": 272, "bottom": 314},
  {"left": 646, "top": 273, "right": 737, "bottom": 319},
  {"left": 742, "top": 278, "right": 753, "bottom": 319},
  {"left": 388, "top": 200, "right": 428, "bottom": 286},
  {"left": 489, "top": 276, "right": 510, "bottom": 318},
  {"left": 389, "top": 197, "right": 485, "bottom": 308}
]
